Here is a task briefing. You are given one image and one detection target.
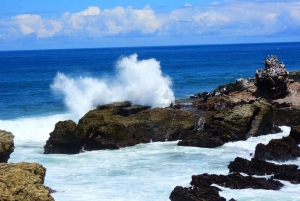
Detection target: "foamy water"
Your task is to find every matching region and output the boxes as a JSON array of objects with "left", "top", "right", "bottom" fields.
[
  {"left": 51, "top": 54, "right": 175, "bottom": 118},
  {"left": 7, "top": 124, "right": 300, "bottom": 201}
]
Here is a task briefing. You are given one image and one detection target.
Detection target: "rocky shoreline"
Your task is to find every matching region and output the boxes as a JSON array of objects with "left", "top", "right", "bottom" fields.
[{"left": 1, "top": 55, "right": 300, "bottom": 200}]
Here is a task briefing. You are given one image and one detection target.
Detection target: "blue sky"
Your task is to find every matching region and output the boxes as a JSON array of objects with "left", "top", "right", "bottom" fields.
[{"left": 1, "top": 0, "right": 300, "bottom": 50}]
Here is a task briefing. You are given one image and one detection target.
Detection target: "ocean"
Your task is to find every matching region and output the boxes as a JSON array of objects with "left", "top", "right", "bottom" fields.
[{"left": 1, "top": 42, "right": 300, "bottom": 200}]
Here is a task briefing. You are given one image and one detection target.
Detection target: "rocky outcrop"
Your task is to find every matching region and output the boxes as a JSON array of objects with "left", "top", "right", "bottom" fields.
[
  {"left": 228, "top": 157, "right": 298, "bottom": 176},
  {"left": 273, "top": 107, "right": 300, "bottom": 126},
  {"left": 44, "top": 120, "right": 80, "bottom": 154},
  {"left": 228, "top": 157, "right": 300, "bottom": 184},
  {"left": 0, "top": 162, "right": 54, "bottom": 201},
  {"left": 170, "top": 172, "right": 283, "bottom": 201},
  {"left": 254, "top": 136, "right": 300, "bottom": 162},
  {"left": 44, "top": 102, "right": 201, "bottom": 154},
  {"left": 255, "top": 56, "right": 290, "bottom": 99},
  {"left": 0, "top": 130, "right": 14, "bottom": 163},
  {"left": 178, "top": 99, "right": 277, "bottom": 148}
]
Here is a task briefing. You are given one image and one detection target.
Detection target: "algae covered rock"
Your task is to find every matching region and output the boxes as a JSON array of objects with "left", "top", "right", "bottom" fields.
[
  {"left": 44, "top": 102, "right": 201, "bottom": 153},
  {"left": 0, "top": 130, "right": 14, "bottom": 163},
  {"left": 44, "top": 120, "right": 80, "bottom": 154},
  {"left": 0, "top": 162, "right": 54, "bottom": 201}
]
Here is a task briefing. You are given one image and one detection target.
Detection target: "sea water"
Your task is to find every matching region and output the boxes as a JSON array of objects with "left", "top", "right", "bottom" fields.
[{"left": 1, "top": 42, "right": 300, "bottom": 200}]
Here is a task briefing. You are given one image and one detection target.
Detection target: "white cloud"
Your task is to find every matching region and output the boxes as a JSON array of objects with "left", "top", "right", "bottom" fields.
[
  {"left": 76, "top": 6, "right": 101, "bottom": 16},
  {"left": 1, "top": 1, "right": 300, "bottom": 42}
]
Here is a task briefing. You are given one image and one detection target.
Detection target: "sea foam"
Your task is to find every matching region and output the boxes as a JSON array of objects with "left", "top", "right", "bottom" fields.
[{"left": 51, "top": 54, "right": 175, "bottom": 118}]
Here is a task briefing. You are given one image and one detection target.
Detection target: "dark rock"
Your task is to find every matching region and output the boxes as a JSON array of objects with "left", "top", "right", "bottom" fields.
[
  {"left": 228, "top": 157, "right": 300, "bottom": 184},
  {"left": 289, "top": 125, "right": 300, "bottom": 144},
  {"left": 44, "top": 120, "right": 81, "bottom": 154},
  {"left": 191, "top": 173, "right": 283, "bottom": 191},
  {"left": 228, "top": 157, "right": 298, "bottom": 176},
  {"left": 254, "top": 136, "right": 300, "bottom": 162},
  {"left": 273, "top": 107, "right": 300, "bottom": 126},
  {"left": 179, "top": 99, "right": 275, "bottom": 148},
  {"left": 169, "top": 186, "right": 226, "bottom": 201},
  {"left": 45, "top": 101, "right": 201, "bottom": 153},
  {"left": 255, "top": 56, "right": 290, "bottom": 99},
  {"left": 0, "top": 130, "right": 14, "bottom": 163}
]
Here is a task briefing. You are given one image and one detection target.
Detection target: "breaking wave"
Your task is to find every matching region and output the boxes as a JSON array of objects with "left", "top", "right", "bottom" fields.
[{"left": 51, "top": 54, "right": 175, "bottom": 118}]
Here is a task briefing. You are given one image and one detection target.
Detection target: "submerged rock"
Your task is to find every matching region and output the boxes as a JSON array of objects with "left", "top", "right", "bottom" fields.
[
  {"left": 228, "top": 157, "right": 298, "bottom": 176},
  {"left": 170, "top": 172, "right": 283, "bottom": 201},
  {"left": 0, "top": 162, "right": 54, "bottom": 201},
  {"left": 254, "top": 136, "right": 300, "bottom": 162},
  {"left": 0, "top": 130, "right": 14, "bottom": 163}
]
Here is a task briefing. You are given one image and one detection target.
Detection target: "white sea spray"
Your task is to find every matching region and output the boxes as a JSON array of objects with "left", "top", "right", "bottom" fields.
[{"left": 51, "top": 54, "right": 175, "bottom": 118}]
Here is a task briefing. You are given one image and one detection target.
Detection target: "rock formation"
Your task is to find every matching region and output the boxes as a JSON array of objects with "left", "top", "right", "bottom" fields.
[
  {"left": 0, "top": 130, "right": 14, "bottom": 163},
  {"left": 254, "top": 136, "right": 300, "bottom": 162},
  {"left": 255, "top": 56, "right": 290, "bottom": 99},
  {"left": 45, "top": 101, "right": 201, "bottom": 154},
  {"left": 178, "top": 99, "right": 277, "bottom": 148},
  {"left": 0, "top": 162, "right": 54, "bottom": 201}
]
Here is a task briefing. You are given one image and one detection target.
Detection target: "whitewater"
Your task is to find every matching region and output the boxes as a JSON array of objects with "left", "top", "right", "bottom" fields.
[{"left": 1, "top": 43, "right": 300, "bottom": 200}]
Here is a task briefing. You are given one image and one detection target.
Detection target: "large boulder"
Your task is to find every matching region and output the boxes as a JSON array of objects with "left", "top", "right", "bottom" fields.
[
  {"left": 0, "top": 130, "right": 14, "bottom": 163},
  {"left": 0, "top": 162, "right": 54, "bottom": 201},
  {"left": 254, "top": 136, "right": 300, "bottom": 162},
  {"left": 255, "top": 56, "right": 290, "bottom": 99},
  {"left": 44, "top": 102, "right": 201, "bottom": 154},
  {"left": 178, "top": 99, "right": 276, "bottom": 148},
  {"left": 44, "top": 120, "right": 80, "bottom": 154}
]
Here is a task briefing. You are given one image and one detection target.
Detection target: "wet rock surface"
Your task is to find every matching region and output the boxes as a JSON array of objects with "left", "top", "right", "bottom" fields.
[
  {"left": 0, "top": 162, "right": 54, "bottom": 201},
  {"left": 178, "top": 99, "right": 277, "bottom": 148},
  {"left": 44, "top": 120, "right": 80, "bottom": 154},
  {"left": 44, "top": 101, "right": 201, "bottom": 154},
  {"left": 229, "top": 157, "right": 300, "bottom": 184},
  {"left": 0, "top": 130, "right": 14, "bottom": 163},
  {"left": 254, "top": 136, "right": 300, "bottom": 162}
]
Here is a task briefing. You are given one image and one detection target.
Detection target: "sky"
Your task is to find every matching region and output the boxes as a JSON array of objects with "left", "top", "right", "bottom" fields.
[{"left": 0, "top": 0, "right": 300, "bottom": 50}]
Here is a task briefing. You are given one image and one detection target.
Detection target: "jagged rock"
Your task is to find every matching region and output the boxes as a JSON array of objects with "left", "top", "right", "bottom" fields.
[
  {"left": 44, "top": 102, "right": 201, "bottom": 153},
  {"left": 255, "top": 56, "right": 290, "bottom": 99},
  {"left": 44, "top": 120, "right": 81, "bottom": 154},
  {"left": 0, "top": 130, "right": 14, "bottom": 163},
  {"left": 169, "top": 186, "right": 226, "bottom": 201},
  {"left": 228, "top": 157, "right": 298, "bottom": 176},
  {"left": 0, "top": 162, "right": 54, "bottom": 201},
  {"left": 179, "top": 99, "right": 276, "bottom": 148},
  {"left": 254, "top": 136, "right": 300, "bottom": 162},
  {"left": 170, "top": 172, "right": 283, "bottom": 201},
  {"left": 191, "top": 173, "right": 283, "bottom": 190},
  {"left": 228, "top": 157, "right": 300, "bottom": 184},
  {"left": 289, "top": 125, "right": 300, "bottom": 144}
]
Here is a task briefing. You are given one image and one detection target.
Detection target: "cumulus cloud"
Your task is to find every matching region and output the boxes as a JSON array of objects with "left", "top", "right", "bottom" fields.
[{"left": 0, "top": 1, "right": 300, "bottom": 42}]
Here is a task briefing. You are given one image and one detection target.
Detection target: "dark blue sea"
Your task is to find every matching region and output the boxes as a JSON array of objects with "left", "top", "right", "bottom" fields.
[{"left": 1, "top": 42, "right": 300, "bottom": 201}]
